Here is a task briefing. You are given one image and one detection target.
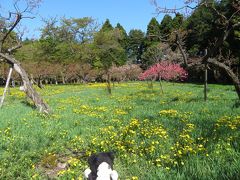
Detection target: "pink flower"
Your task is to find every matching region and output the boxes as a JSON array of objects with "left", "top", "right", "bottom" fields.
[{"left": 138, "top": 61, "right": 187, "bottom": 81}]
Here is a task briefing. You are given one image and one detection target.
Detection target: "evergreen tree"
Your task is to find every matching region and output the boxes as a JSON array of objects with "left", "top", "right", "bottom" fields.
[
  {"left": 100, "top": 19, "right": 114, "bottom": 32},
  {"left": 171, "top": 13, "right": 184, "bottom": 30},
  {"left": 115, "top": 23, "right": 128, "bottom": 50},
  {"left": 216, "top": 0, "right": 240, "bottom": 59},
  {"left": 185, "top": 5, "right": 215, "bottom": 55},
  {"left": 94, "top": 25, "right": 127, "bottom": 69},
  {"left": 146, "top": 17, "right": 160, "bottom": 46},
  {"left": 116, "top": 23, "right": 127, "bottom": 38},
  {"left": 93, "top": 26, "right": 127, "bottom": 94},
  {"left": 127, "top": 29, "right": 145, "bottom": 63},
  {"left": 159, "top": 15, "right": 173, "bottom": 38}
]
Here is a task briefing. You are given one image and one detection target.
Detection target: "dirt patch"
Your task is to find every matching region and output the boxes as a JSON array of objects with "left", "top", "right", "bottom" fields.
[{"left": 36, "top": 150, "right": 87, "bottom": 179}]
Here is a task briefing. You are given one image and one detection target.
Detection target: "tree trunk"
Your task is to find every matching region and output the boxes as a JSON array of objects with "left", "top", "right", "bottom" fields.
[
  {"left": 175, "top": 33, "right": 188, "bottom": 68},
  {"left": 112, "top": 80, "right": 115, "bottom": 88},
  {"left": 0, "top": 67, "right": 13, "bottom": 107},
  {"left": 0, "top": 53, "right": 51, "bottom": 113},
  {"left": 176, "top": 40, "right": 188, "bottom": 68},
  {"left": 55, "top": 76, "right": 58, "bottom": 85},
  {"left": 11, "top": 79, "right": 15, "bottom": 88},
  {"left": 207, "top": 58, "right": 240, "bottom": 100},
  {"left": 159, "top": 76, "right": 164, "bottom": 94},
  {"left": 61, "top": 72, "right": 66, "bottom": 84},
  {"left": 106, "top": 72, "right": 111, "bottom": 95},
  {"left": 37, "top": 77, "right": 44, "bottom": 89},
  {"left": 150, "top": 79, "right": 154, "bottom": 91},
  {"left": 30, "top": 74, "right": 34, "bottom": 84},
  {"left": 204, "top": 63, "right": 208, "bottom": 101}
]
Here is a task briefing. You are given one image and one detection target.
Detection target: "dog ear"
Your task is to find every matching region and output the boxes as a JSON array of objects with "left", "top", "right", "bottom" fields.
[
  {"left": 107, "top": 152, "right": 115, "bottom": 161},
  {"left": 88, "top": 154, "right": 97, "bottom": 165},
  {"left": 88, "top": 154, "right": 99, "bottom": 175}
]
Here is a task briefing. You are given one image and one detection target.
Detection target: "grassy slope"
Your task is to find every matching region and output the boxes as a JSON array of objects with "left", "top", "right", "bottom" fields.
[{"left": 0, "top": 82, "right": 239, "bottom": 179}]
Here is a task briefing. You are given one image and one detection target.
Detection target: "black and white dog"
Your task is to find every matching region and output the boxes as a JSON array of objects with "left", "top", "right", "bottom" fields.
[{"left": 84, "top": 152, "right": 118, "bottom": 180}]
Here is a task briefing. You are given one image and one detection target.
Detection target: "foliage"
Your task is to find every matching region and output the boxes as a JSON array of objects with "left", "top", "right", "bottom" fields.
[
  {"left": 145, "top": 17, "right": 161, "bottom": 46},
  {"left": 94, "top": 19, "right": 125, "bottom": 68},
  {"left": 127, "top": 29, "right": 145, "bottom": 63},
  {"left": 141, "top": 43, "right": 163, "bottom": 69},
  {"left": 159, "top": 15, "right": 173, "bottom": 38},
  {"left": 115, "top": 23, "right": 128, "bottom": 50},
  {"left": 184, "top": 0, "right": 240, "bottom": 59},
  {"left": 109, "top": 64, "right": 142, "bottom": 82},
  {"left": 139, "top": 61, "right": 188, "bottom": 81},
  {"left": 100, "top": 19, "right": 114, "bottom": 32},
  {"left": 171, "top": 13, "right": 184, "bottom": 30},
  {"left": 93, "top": 29, "right": 127, "bottom": 70},
  {"left": 3, "top": 0, "right": 240, "bottom": 87},
  {"left": 35, "top": 17, "right": 98, "bottom": 63},
  {"left": 185, "top": 4, "right": 215, "bottom": 55}
]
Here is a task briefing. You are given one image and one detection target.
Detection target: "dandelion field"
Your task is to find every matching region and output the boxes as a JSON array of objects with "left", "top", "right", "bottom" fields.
[{"left": 0, "top": 82, "right": 239, "bottom": 179}]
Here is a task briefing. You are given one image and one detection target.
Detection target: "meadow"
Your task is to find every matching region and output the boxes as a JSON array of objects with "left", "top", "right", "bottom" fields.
[{"left": 0, "top": 82, "right": 239, "bottom": 180}]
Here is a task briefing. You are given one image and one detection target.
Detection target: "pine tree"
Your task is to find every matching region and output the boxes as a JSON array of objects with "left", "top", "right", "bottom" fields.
[
  {"left": 115, "top": 23, "right": 128, "bottom": 50},
  {"left": 100, "top": 19, "right": 114, "bottom": 32},
  {"left": 127, "top": 29, "right": 145, "bottom": 63},
  {"left": 146, "top": 17, "right": 161, "bottom": 46},
  {"left": 171, "top": 13, "right": 184, "bottom": 30},
  {"left": 159, "top": 15, "right": 173, "bottom": 38}
]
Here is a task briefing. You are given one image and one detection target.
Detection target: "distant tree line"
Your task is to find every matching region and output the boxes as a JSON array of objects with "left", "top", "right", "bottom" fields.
[{"left": 0, "top": 0, "right": 239, "bottom": 87}]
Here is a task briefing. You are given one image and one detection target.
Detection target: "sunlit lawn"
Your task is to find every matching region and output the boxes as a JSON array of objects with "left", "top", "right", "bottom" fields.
[{"left": 0, "top": 82, "right": 239, "bottom": 179}]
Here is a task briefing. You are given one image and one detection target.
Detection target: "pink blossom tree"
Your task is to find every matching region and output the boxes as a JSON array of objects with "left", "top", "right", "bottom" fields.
[
  {"left": 154, "top": 61, "right": 188, "bottom": 81},
  {"left": 139, "top": 61, "right": 188, "bottom": 92},
  {"left": 109, "top": 64, "right": 142, "bottom": 84}
]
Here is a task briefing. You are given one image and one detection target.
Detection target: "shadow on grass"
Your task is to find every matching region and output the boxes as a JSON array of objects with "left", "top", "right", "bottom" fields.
[
  {"left": 21, "top": 100, "right": 36, "bottom": 109},
  {"left": 232, "top": 100, "right": 240, "bottom": 108},
  {"left": 186, "top": 97, "right": 203, "bottom": 103}
]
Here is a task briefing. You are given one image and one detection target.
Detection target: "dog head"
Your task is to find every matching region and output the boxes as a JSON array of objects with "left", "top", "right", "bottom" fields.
[{"left": 85, "top": 152, "right": 116, "bottom": 180}]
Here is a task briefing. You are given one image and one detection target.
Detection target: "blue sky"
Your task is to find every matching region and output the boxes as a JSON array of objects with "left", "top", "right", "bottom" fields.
[{"left": 1, "top": 0, "right": 185, "bottom": 39}]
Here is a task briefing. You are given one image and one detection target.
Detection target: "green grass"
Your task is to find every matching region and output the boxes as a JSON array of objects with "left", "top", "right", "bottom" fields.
[{"left": 0, "top": 82, "right": 239, "bottom": 179}]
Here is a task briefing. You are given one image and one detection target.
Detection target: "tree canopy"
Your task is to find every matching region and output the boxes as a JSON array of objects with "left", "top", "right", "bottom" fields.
[{"left": 0, "top": 0, "right": 238, "bottom": 92}]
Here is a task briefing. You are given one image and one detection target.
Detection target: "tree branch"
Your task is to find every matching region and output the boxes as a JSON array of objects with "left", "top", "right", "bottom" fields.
[
  {"left": 0, "top": 52, "right": 17, "bottom": 65},
  {"left": 7, "top": 44, "right": 22, "bottom": 53},
  {"left": 203, "top": 2, "right": 227, "bottom": 22},
  {"left": 148, "top": 34, "right": 169, "bottom": 42},
  {"left": 0, "top": 13, "right": 22, "bottom": 52},
  {"left": 151, "top": 0, "right": 201, "bottom": 15}
]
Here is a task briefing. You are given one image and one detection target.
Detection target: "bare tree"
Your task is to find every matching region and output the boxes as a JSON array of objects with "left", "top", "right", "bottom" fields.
[
  {"left": 151, "top": 0, "right": 240, "bottom": 99},
  {"left": 0, "top": 0, "right": 50, "bottom": 113}
]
